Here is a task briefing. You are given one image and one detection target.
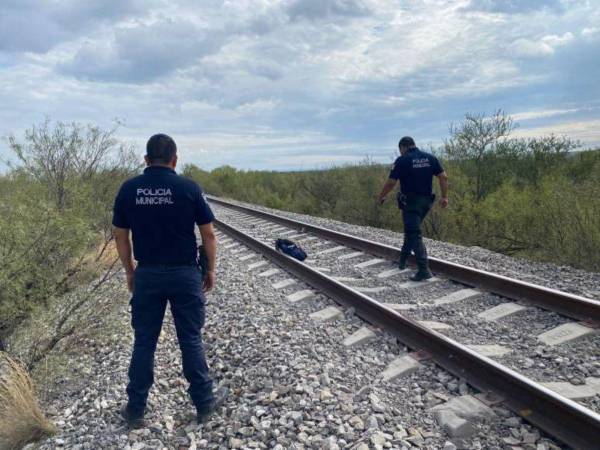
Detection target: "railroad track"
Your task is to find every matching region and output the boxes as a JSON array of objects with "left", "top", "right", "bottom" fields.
[{"left": 209, "top": 196, "right": 600, "bottom": 449}]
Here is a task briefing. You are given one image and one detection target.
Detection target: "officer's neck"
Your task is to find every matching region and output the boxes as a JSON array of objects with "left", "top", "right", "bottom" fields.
[
  {"left": 147, "top": 162, "right": 176, "bottom": 170},
  {"left": 401, "top": 147, "right": 416, "bottom": 156}
]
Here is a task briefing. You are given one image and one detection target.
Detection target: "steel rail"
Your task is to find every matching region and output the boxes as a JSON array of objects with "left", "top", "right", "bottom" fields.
[
  {"left": 214, "top": 216, "right": 600, "bottom": 450},
  {"left": 208, "top": 196, "right": 600, "bottom": 322}
]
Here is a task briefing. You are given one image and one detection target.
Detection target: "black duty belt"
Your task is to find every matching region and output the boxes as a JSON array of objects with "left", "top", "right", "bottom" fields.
[
  {"left": 402, "top": 192, "right": 434, "bottom": 198},
  {"left": 397, "top": 192, "right": 435, "bottom": 210},
  {"left": 137, "top": 261, "right": 197, "bottom": 267}
]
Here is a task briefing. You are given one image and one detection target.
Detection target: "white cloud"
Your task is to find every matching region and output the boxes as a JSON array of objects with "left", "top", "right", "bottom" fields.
[
  {"left": 512, "top": 107, "right": 581, "bottom": 121},
  {"left": 0, "top": 0, "right": 153, "bottom": 53},
  {"left": 286, "top": 0, "right": 374, "bottom": 21},
  {"left": 582, "top": 27, "right": 600, "bottom": 37},
  {"left": 514, "top": 119, "right": 600, "bottom": 144},
  {"left": 2, "top": 0, "right": 600, "bottom": 170},
  {"left": 60, "top": 17, "right": 227, "bottom": 82},
  {"left": 463, "top": 0, "right": 565, "bottom": 14},
  {"left": 541, "top": 31, "right": 574, "bottom": 46},
  {"left": 509, "top": 32, "right": 574, "bottom": 57},
  {"left": 509, "top": 38, "right": 555, "bottom": 57}
]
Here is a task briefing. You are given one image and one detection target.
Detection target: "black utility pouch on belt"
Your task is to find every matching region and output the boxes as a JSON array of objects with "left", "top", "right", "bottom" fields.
[
  {"left": 197, "top": 245, "right": 209, "bottom": 280},
  {"left": 397, "top": 192, "right": 436, "bottom": 210},
  {"left": 396, "top": 192, "right": 407, "bottom": 210}
]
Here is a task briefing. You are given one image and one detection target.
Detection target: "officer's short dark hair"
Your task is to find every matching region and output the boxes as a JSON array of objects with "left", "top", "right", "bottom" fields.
[
  {"left": 146, "top": 134, "right": 177, "bottom": 164},
  {"left": 398, "top": 136, "right": 416, "bottom": 148}
]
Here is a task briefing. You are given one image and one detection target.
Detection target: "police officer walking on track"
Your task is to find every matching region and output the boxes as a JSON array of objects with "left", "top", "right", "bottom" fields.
[
  {"left": 377, "top": 136, "right": 449, "bottom": 281},
  {"left": 113, "top": 134, "right": 227, "bottom": 429}
]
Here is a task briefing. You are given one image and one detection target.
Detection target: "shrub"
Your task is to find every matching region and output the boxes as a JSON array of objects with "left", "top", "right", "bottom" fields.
[{"left": 0, "top": 352, "right": 56, "bottom": 449}]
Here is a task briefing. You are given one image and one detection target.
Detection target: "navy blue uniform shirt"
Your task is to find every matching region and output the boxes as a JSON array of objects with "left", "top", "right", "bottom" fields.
[
  {"left": 112, "top": 166, "right": 214, "bottom": 264},
  {"left": 389, "top": 147, "right": 444, "bottom": 196}
]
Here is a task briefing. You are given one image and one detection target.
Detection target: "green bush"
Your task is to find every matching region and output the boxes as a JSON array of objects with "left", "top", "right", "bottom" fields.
[{"left": 0, "top": 121, "right": 140, "bottom": 348}]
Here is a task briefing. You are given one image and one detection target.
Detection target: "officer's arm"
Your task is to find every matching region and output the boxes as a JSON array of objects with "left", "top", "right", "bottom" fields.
[
  {"left": 113, "top": 226, "right": 135, "bottom": 292},
  {"left": 437, "top": 171, "right": 449, "bottom": 208},
  {"left": 199, "top": 223, "right": 217, "bottom": 273},
  {"left": 377, "top": 179, "right": 397, "bottom": 204},
  {"left": 199, "top": 223, "right": 217, "bottom": 292},
  {"left": 113, "top": 227, "right": 134, "bottom": 273}
]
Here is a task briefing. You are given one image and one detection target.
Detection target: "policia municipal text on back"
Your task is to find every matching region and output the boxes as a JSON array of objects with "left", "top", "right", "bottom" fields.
[{"left": 377, "top": 136, "right": 449, "bottom": 281}]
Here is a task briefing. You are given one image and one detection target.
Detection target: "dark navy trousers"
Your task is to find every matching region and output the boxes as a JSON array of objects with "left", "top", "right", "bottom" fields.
[
  {"left": 127, "top": 265, "right": 213, "bottom": 414},
  {"left": 400, "top": 195, "right": 434, "bottom": 271}
]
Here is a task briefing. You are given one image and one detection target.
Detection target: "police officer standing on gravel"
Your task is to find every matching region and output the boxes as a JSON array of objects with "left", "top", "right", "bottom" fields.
[
  {"left": 113, "top": 134, "right": 227, "bottom": 429},
  {"left": 377, "top": 136, "right": 449, "bottom": 281}
]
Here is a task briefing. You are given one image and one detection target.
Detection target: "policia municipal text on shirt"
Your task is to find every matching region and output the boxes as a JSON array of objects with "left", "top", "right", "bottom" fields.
[
  {"left": 112, "top": 134, "right": 227, "bottom": 429},
  {"left": 377, "top": 136, "right": 449, "bottom": 281}
]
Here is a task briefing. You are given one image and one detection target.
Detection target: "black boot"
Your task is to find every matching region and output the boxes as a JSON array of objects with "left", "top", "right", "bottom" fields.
[
  {"left": 398, "top": 253, "right": 409, "bottom": 270},
  {"left": 121, "top": 406, "right": 145, "bottom": 429},
  {"left": 410, "top": 269, "right": 433, "bottom": 282},
  {"left": 411, "top": 236, "right": 431, "bottom": 281},
  {"left": 197, "top": 386, "right": 229, "bottom": 424}
]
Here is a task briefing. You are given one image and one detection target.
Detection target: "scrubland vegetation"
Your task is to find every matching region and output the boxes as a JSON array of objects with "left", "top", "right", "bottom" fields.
[
  {"left": 0, "top": 120, "right": 139, "bottom": 355},
  {"left": 0, "top": 120, "right": 139, "bottom": 447},
  {"left": 184, "top": 111, "right": 600, "bottom": 273}
]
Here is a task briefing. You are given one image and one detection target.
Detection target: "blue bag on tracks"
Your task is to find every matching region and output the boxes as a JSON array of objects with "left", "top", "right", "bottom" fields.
[{"left": 275, "top": 238, "right": 307, "bottom": 261}]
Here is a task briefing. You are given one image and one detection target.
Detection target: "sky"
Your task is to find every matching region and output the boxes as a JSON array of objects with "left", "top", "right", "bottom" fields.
[{"left": 1, "top": 0, "right": 599, "bottom": 171}]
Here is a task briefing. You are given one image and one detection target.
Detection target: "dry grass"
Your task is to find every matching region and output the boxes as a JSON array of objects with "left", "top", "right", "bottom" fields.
[{"left": 0, "top": 352, "right": 56, "bottom": 450}]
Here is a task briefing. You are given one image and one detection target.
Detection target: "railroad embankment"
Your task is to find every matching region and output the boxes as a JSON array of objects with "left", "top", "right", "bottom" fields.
[{"left": 5, "top": 201, "right": 600, "bottom": 449}]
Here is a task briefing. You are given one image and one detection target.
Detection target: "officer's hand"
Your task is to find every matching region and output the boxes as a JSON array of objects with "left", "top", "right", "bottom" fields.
[
  {"left": 203, "top": 270, "right": 216, "bottom": 293},
  {"left": 440, "top": 197, "right": 449, "bottom": 209},
  {"left": 126, "top": 271, "right": 135, "bottom": 293},
  {"left": 377, "top": 196, "right": 386, "bottom": 206}
]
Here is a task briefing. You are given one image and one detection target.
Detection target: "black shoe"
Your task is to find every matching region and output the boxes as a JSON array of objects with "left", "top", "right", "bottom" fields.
[
  {"left": 398, "top": 254, "right": 409, "bottom": 270},
  {"left": 410, "top": 270, "right": 433, "bottom": 282},
  {"left": 196, "top": 387, "right": 229, "bottom": 424},
  {"left": 121, "top": 406, "right": 145, "bottom": 429}
]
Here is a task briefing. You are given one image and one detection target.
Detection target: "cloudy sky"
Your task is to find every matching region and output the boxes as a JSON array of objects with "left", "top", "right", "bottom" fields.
[{"left": 1, "top": 0, "right": 599, "bottom": 170}]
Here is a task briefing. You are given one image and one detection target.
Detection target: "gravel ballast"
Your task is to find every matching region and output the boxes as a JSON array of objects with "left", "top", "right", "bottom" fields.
[
  {"left": 212, "top": 203, "right": 600, "bottom": 414},
  {"left": 31, "top": 199, "right": 600, "bottom": 449},
  {"left": 36, "top": 248, "right": 565, "bottom": 449}
]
